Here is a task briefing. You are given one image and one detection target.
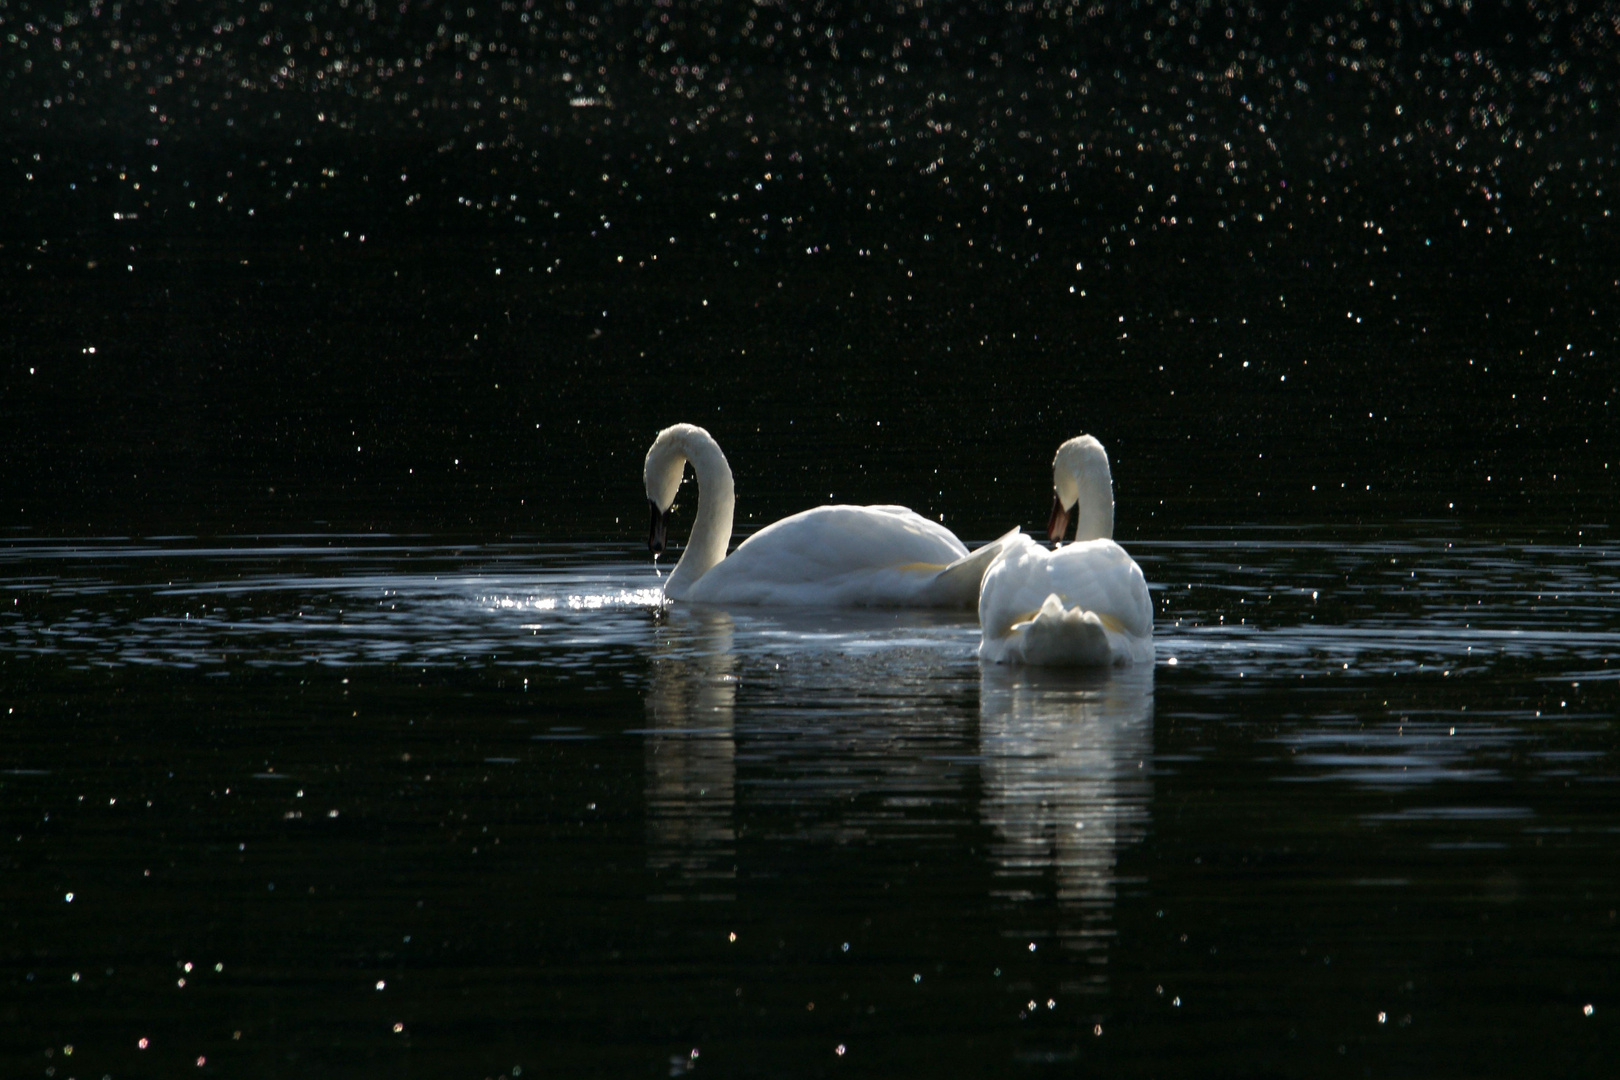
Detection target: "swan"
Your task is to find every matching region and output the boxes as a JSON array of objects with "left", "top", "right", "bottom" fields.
[
  {"left": 978, "top": 435, "right": 1154, "bottom": 666},
  {"left": 644, "top": 423, "right": 1019, "bottom": 606}
]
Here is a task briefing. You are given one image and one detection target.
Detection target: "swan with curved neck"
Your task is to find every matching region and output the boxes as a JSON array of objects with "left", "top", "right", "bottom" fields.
[
  {"left": 643, "top": 423, "right": 1018, "bottom": 607},
  {"left": 645, "top": 423, "right": 737, "bottom": 599},
  {"left": 979, "top": 435, "right": 1152, "bottom": 666}
]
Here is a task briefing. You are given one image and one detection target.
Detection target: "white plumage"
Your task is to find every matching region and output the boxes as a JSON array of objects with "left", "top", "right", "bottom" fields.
[
  {"left": 978, "top": 436, "right": 1153, "bottom": 667},
  {"left": 644, "top": 423, "right": 1018, "bottom": 607}
]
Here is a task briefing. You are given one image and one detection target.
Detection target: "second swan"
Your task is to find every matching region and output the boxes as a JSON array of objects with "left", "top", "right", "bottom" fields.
[
  {"left": 978, "top": 435, "right": 1154, "bottom": 666},
  {"left": 644, "top": 423, "right": 1018, "bottom": 607}
]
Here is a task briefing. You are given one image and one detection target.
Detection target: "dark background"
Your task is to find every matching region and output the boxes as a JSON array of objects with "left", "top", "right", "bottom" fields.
[
  {"left": 3, "top": 6, "right": 1619, "bottom": 1077},
  {"left": 3, "top": 0, "right": 1617, "bottom": 538}
]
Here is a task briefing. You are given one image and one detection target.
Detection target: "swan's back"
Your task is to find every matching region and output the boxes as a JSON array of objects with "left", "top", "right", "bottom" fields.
[
  {"left": 685, "top": 504, "right": 971, "bottom": 606},
  {"left": 979, "top": 534, "right": 1153, "bottom": 665}
]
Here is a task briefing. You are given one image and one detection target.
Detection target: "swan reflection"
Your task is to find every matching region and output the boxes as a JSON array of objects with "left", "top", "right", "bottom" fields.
[
  {"left": 979, "top": 664, "right": 1154, "bottom": 989},
  {"left": 644, "top": 608, "right": 739, "bottom": 902}
]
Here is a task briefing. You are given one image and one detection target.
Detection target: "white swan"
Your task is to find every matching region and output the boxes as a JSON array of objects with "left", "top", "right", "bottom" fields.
[
  {"left": 644, "top": 423, "right": 1018, "bottom": 606},
  {"left": 978, "top": 435, "right": 1153, "bottom": 666}
]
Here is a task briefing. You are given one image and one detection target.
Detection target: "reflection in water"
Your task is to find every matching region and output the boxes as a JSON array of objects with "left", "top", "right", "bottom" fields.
[
  {"left": 3, "top": 533, "right": 1616, "bottom": 1075},
  {"left": 0, "top": 539, "right": 665, "bottom": 671},
  {"left": 979, "top": 664, "right": 1154, "bottom": 992},
  {"left": 644, "top": 608, "right": 738, "bottom": 902}
]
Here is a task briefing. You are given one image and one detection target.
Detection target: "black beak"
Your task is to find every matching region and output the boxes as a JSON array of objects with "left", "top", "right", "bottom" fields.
[
  {"left": 647, "top": 499, "right": 671, "bottom": 555},
  {"left": 1046, "top": 493, "right": 1072, "bottom": 543}
]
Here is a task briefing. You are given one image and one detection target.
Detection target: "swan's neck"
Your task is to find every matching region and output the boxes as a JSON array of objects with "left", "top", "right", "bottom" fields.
[
  {"left": 655, "top": 427, "right": 735, "bottom": 598},
  {"left": 1054, "top": 436, "right": 1115, "bottom": 542},
  {"left": 1073, "top": 482, "right": 1114, "bottom": 542}
]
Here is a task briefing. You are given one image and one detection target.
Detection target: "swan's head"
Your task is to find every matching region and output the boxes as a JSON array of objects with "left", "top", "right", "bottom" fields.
[
  {"left": 643, "top": 423, "right": 706, "bottom": 554},
  {"left": 1048, "top": 434, "right": 1115, "bottom": 543},
  {"left": 646, "top": 500, "right": 672, "bottom": 555}
]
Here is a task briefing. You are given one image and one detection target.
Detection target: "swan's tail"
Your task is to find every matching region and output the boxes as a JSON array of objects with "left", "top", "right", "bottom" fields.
[
  {"left": 1013, "top": 594, "right": 1117, "bottom": 666},
  {"left": 927, "top": 528, "right": 1024, "bottom": 607},
  {"left": 980, "top": 593, "right": 1145, "bottom": 667}
]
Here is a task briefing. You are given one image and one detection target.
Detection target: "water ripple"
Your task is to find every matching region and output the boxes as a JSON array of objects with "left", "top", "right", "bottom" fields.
[{"left": 2, "top": 532, "right": 1614, "bottom": 682}]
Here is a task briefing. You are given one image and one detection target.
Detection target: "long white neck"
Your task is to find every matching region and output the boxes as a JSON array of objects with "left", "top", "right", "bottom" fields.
[
  {"left": 1073, "top": 473, "right": 1114, "bottom": 541},
  {"left": 1054, "top": 435, "right": 1116, "bottom": 542},
  {"left": 645, "top": 424, "right": 735, "bottom": 599}
]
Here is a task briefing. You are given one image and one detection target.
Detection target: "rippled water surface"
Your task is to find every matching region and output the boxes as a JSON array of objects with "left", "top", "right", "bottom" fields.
[{"left": 2, "top": 528, "right": 1615, "bottom": 1076}]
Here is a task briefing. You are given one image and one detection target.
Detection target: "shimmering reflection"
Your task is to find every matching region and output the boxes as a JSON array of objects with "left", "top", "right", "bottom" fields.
[
  {"left": 1277, "top": 717, "right": 1522, "bottom": 790},
  {"left": 713, "top": 607, "right": 978, "bottom": 849},
  {"left": 979, "top": 665, "right": 1154, "bottom": 993},
  {"left": 643, "top": 609, "right": 738, "bottom": 903},
  {"left": 1141, "top": 532, "right": 1620, "bottom": 680},
  {"left": 2, "top": 530, "right": 1617, "bottom": 1075},
  {"left": 0, "top": 539, "right": 662, "bottom": 671}
]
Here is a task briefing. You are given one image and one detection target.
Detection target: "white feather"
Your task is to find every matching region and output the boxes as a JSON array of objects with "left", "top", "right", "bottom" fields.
[{"left": 645, "top": 424, "right": 1018, "bottom": 607}]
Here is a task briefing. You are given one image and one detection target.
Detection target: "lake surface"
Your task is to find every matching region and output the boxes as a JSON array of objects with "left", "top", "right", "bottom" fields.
[{"left": 3, "top": 528, "right": 1615, "bottom": 1076}]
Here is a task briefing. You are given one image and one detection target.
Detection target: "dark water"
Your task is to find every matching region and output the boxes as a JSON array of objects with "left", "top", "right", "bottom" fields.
[
  {"left": 2, "top": 530, "right": 1616, "bottom": 1076},
  {"left": 3, "top": 3, "right": 1619, "bottom": 1077}
]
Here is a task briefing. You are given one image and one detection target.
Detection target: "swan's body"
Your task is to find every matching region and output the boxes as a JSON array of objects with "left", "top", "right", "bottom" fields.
[
  {"left": 683, "top": 503, "right": 1011, "bottom": 607},
  {"left": 644, "top": 423, "right": 1017, "bottom": 607},
  {"left": 978, "top": 534, "right": 1153, "bottom": 666},
  {"left": 978, "top": 436, "right": 1153, "bottom": 667}
]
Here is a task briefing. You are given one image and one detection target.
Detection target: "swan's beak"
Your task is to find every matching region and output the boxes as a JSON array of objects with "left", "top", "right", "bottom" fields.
[
  {"left": 1046, "top": 494, "right": 1071, "bottom": 543},
  {"left": 647, "top": 499, "right": 671, "bottom": 555}
]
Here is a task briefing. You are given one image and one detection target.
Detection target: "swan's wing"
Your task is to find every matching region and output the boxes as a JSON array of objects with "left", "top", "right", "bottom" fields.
[
  {"left": 732, "top": 504, "right": 970, "bottom": 571},
  {"left": 980, "top": 534, "right": 1054, "bottom": 636},
  {"left": 980, "top": 537, "right": 1152, "bottom": 639},
  {"left": 979, "top": 538, "right": 1154, "bottom": 666},
  {"left": 1044, "top": 540, "right": 1154, "bottom": 638},
  {"left": 923, "top": 527, "right": 1025, "bottom": 608},
  {"left": 688, "top": 504, "right": 970, "bottom": 604}
]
